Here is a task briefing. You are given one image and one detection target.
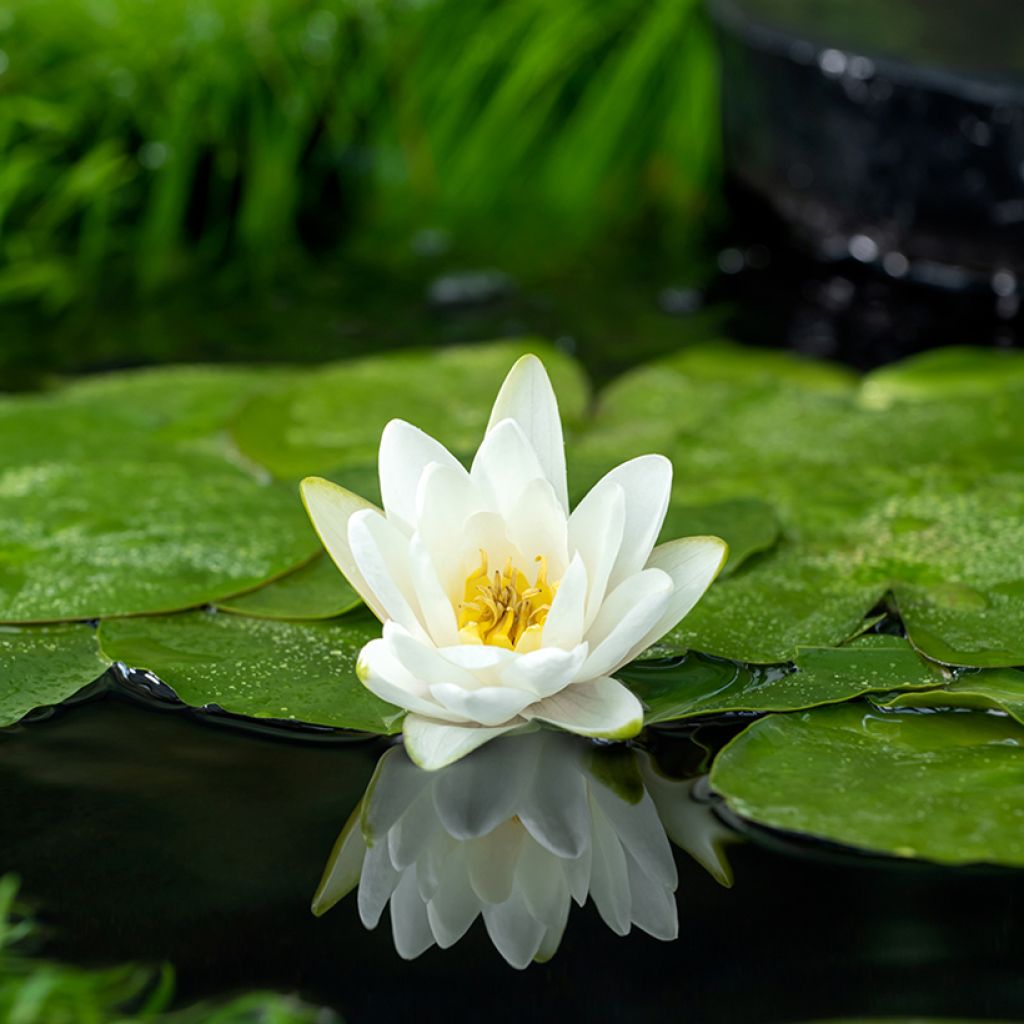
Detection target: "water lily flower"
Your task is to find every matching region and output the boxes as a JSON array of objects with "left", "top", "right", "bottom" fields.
[
  {"left": 302, "top": 354, "right": 726, "bottom": 769},
  {"left": 312, "top": 732, "right": 679, "bottom": 968}
]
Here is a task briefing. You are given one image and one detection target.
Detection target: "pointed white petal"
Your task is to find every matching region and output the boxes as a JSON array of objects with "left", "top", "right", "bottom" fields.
[
  {"left": 300, "top": 477, "right": 388, "bottom": 621},
  {"left": 589, "top": 784, "right": 677, "bottom": 890},
  {"left": 403, "top": 714, "right": 520, "bottom": 771},
  {"left": 384, "top": 622, "right": 480, "bottom": 692},
  {"left": 499, "top": 643, "right": 588, "bottom": 699},
  {"left": 517, "top": 735, "right": 591, "bottom": 859},
  {"left": 390, "top": 868, "right": 435, "bottom": 959},
  {"left": 426, "top": 852, "right": 481, "bottom": 948},
  {"left": 378, "top": 419, "right": 466, "bottom": 531},
  {"left": 523, "top": 677, "right": 644, "bottom": 740},
  {"left": 429, "top": 684, "right": 535, "bottom": 727},
  {"left": 311, "top": 803, "right": 368, "bottom": 916},
  {"left": 486, "top": 353, "right": 569, "bottom": 513},
  {"left": 638, "top": 535, "right": 729, "bottom": 648},
  {"left": 581, "top": 568, "right": 672, "bottom": 678},
  {"left": 408, "top": 535, "right": 460, "bottom": 647},
  {"left": 471, "top": 418, "right": 546, "bottom": 519},
  {"left": 541, "top": 553, "right": 588, "bottom": 651},
  {"left": 467, "top": 820, "right": 525, "bottom": 904},
  {"left": 533, "top": 892, "right": 571, "bottom": 963},
  {"left": 482, "top": 887, "right": 547, "bottom": 970},
  {"left": 625, "top": 850, "right": 678, "bottom": 941},
  {"left": 387, "top": 788, "right": 443, "bottom": 870},
  {"left": 516, "top": 839, "right": 569, "bottom": 927},
  {"left": 587, "top": 795, "right": 632, "bottom": 936},
  {"left": 414, "top": 463, "right": 484, "bottom": 600},
  {"left": 357, "top": 637, "right": 467, "bottom": 723},
  {"left": 577, "top": 455, "right": 672, "bottom": 592},
  {"left": 361, "top": 746, "right": 433, "bottom": 844},
  {"left": 348, "top": 509, "right": 429, "bottom": 640},
  {"left": 358, "top": 841, "right": 401, "bottom": 928},
  {"left": 568, "top": 481, "right": 626, "bottom": 632},
  {"left": 433, "top": 739, "right": 534, "bottom": 839},
  {"left": 504, "top": 477, "right": 569, "bottom": 578}
]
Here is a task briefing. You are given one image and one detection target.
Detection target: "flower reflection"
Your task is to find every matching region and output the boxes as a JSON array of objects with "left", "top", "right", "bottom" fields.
[{"left": 313, "top": 731, "right": 732, "bottom": 968}]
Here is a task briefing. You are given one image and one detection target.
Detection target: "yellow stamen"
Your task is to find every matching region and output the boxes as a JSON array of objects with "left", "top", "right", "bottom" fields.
[{"left": 457, "top": 552, "right": 557, "bottom": 652}]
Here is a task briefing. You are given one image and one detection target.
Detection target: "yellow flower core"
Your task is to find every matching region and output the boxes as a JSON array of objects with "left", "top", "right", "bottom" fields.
[{"left": 457, "top": 551, "right": 556, "bottom": 652}]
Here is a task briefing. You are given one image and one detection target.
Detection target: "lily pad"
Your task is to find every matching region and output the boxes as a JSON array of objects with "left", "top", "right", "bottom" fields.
[
  {"left": 625, "top": 636, "right": 944, "bottom": 724},
  {"left": 231, "top": 340, "right": 589, "bottom": 478},
  {"left": 216, "top": 556, "right": 361, "bottom": 620},
  {"left": 876, "top": 667, "right": 1024, "bottom": 726},
  {"left": 0, "top": 624, "right": 111, "bottom": 726},
  {"left": 98, "top": 610, "right": 399, "bottom": 733},
  {"left": 711, "top": 702, "right": 1024, "bottom": 866},
  {"left": 0, "top": 454, "right": 317, "bottom": 622},
  {"left": 658, "top": 498, "right": 779, "bottom": 577},
  {"left": 580, "top": 343, "right": 1024, "bottom": 666}
]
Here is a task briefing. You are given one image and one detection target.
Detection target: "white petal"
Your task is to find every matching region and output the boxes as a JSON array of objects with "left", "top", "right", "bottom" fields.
[
  {"left": 408, "top": 535, "right": 460, "bottom": 647},
  {"left": 467, "top": 820, "right": 525, "bottom": 904},
  {"left": 523, "top": 677, "right": 644, "bottom": 740},
  {"left": 414, "top": 463, "right": 484, "bottom": 599},
  {"left": 637, "top": 535, "right": 729, "bottom": 649},
  {"left": 581, "top": 568, "right": 672, "bottom": 678},
  {"left": 300, "top": 477, "right": 388, "bottom": 622},
  {"left": 433, "top": 739, "right": 535, "bottom": 839},
  {"left": 384, "top": 622, "right": 480, "bottom": 693},
  {"left": 348, "top": 509, "right": 429, "bottom": 640},
  {"left": 577, "top": 455, "right": 672, "bottom": 592},
  {"left": 434, "top": 644, "right": 517, "bottom": 685},
  {"left": 403, "top": 714, "right": 520, "bottom": 771},
  {"left": 357, "top": 637, "right": 467, "bottom": 723},
  {"left": 378, "top": 419, "right": 466, "bottom": 531},
  {"left": 541, "top": 553, "right": 588, "bottom": 651},
  {"left": 587, "top": 795, "right": 632, "bottom": 936},
  {"left": 358, "top": 840, "right": 401, "bottom": 928},
  {"left": 516, "top": 839, "right": 569, "bottom": 927},
  {"left": 426, "top": 851, "right": 481, "bottom": 948},
  {"left": 311, "top": 803, "right": 368, "bottom": 916},
  {"left": 429, "top": 684, "right": 535, "bottom": 727},
  {"left": 471, "top": 418, "right": 546, "bottom": 519},
  {"left": 589, "top": 784, "right": 677, "bottom": 890},
  {"left": 486, "top": 353, "right": 569, "bottom": 513},
  {"left": 504, "top": 477, "right": 569, "bottom": 578},
  {"left": 534, "top": 894, "right": 571, "bottom": 964},
  {"left": 517, "top": 734, "right": 591, "bottom": 859},
  {"left": 625, "top": 850, "right": 678, "bottom": 941},
  {"left": 499, "top": 643, "right": 588, "bottom": 699},
  {"left": 360, "top": 745, "right": 433, "bottom": 843},
  {"left": 568, "top": 481, "right": 626, "bottom": 632},
  {"left": 482, "top": 887, "right": 547, "bottom": 970},
  {"left": 390, "top": 868, "right": 435, "bottom": 959},
  {"left": 388, "top": 788, "right": 443, "bottom": 870}
]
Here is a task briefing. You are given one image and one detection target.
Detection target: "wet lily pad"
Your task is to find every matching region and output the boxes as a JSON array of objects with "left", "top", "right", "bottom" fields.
[
  {"left": 98, "top": 611, "right": 399, "bottom": 733},
  {"left": 0, "top": 455, "right": 317, "bottom": 622},
  {"left": 216, "top": 556, "right": 361, "bottom": 620},
  {"left": 711, "top": 702, "right": 1024, "bottom": 866},
  {"left": 231, "top": 340, "right": 589, "bottom": 478},
  {"left": 658, "top": 498, "right": 779, "bottom": 577},
  {"left": 581, "top": 343, "right": 1024, "bottom": 666},
  {"left": 0, "top": 625, "right": 111, "bottom": 726},
  {"left": 624, "top": 636, "right": 944, "bottom": 724},
  {"left": 876, "top": 667, "right": 1024, "bottom": 725}
]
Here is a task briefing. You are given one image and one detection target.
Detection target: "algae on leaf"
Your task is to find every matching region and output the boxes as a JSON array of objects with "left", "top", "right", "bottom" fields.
[
  {"left": 711, "top": 702, "right": 1024, "bottom": 867},
  {"left": 98, "top": 611, "right": 401, "bottom": 733},
  {"left": 0, "top": 624, "right": 111, "bottom": 726}
]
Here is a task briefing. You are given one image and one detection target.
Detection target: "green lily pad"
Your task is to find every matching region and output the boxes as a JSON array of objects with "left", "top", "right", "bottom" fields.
[
  {"left": 658, "top": 498, "right": 779, "bottom": 577},
  {"left": 580, "top": 343, "right": 1024, "bottom": 666},
  {"left": 625, "top": 635, "right": 944, "bottom": 724},
  {"left": 877, "top": 667, "right": 1024, "bottom": 726},
  {"left": 216, "top": 556, "right": 361, "bottom": 620},
  {"left": 98, "top": 610, "right": 399, "bottom": 733},
  {"left": 231, "top": 339, "right": 589, "bottom": 478},
  {"left": 0, "top": 624, "right": 111, "bottom": 726},
  {"left": 0, "top": 454, "right": 317, "bottom": 622},
  {"left": 711, "top": 702, "right": 1024, "bottom": 866}
]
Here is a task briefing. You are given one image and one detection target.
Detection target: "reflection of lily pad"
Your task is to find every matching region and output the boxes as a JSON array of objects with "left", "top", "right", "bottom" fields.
[
  {"left": 625, "top": 636, "right": 943, "bottom": 723},
  {"left": 0, "top": 625, "right": 111, "bottom": 726},
  {"left": 877, "top": 667, "right": 1024, "bottom": 726},
  {"left": 581, "top": 343, "right": 1024, "bottom": 666},
  {"left": 217, "top": 556, "right": 361, "bottom": 620},
  {"left": 0, "top": 456, "right": 317, "bottom": 622},
  {"left": 232, "top": 340, "right": 589, "bottom": 478},
  {"left": 98, "top": 611, "right": 399, "bottom": 733},
  {"left": 711, "top": 703, "right": 1024, "bottom": 866}
]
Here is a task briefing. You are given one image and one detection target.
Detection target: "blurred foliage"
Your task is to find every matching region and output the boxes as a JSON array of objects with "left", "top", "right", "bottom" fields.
[
  {"left": 0, "top": 0, "right": 719, "bottom": 310},
  {"left": 0, "top": 874, "right": 337, "bottom": 1023}
]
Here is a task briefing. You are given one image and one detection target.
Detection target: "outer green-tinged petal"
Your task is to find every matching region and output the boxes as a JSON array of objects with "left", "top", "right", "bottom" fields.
[
  {"left": 300, "top": 476, "right": 387, "bottom": 621},
  {"left": 312, "top": 803, "right": 368, "bottom": 916},
  {"left": 523, "top": 676, "right": 644, "bottom": 739},
  {"left": 402, "top": 713, "right": 520, "bottom": 771},
  {"left": 486, "top": 353, "right": 569, "bottom": 514}
]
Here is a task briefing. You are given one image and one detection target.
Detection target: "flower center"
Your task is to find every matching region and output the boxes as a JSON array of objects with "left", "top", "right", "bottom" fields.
[{"left": 457, "top": 552, "right": 556, "bottom": 652}]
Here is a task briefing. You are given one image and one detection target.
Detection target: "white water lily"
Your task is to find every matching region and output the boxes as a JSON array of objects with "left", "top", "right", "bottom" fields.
[
  {"left": 302, "top": 354, "right": 727, "bottom": 769},
  {"left": 312, "top": 732, "right": 680, "bottom": 968}
]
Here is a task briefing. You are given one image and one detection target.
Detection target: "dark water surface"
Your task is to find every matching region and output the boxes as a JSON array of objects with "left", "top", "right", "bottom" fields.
[{"left": 3, "top": 694, "right": 1024, "bottom": 1022}]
